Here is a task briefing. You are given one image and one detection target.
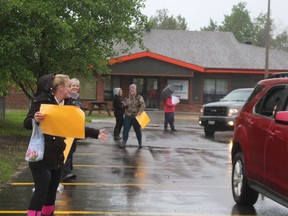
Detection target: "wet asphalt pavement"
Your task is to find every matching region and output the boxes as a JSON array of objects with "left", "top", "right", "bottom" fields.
[{"left": 1, "top": 111, "right": 288, "bottom": 215}]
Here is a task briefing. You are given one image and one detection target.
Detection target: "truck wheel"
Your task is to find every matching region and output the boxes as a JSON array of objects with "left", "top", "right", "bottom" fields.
[
  {"left": 204, "top": 128, "right": 215, "bottom": 136},
  {"left": 232, "top": 152, "right": 258, "bottom": 206}
]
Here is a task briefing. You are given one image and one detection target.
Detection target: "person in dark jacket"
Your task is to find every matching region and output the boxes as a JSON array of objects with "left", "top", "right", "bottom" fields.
[
  {"left": 24, "top": 74, "right": 108, "bottom": 216},
  {"left": 113, "top": 88, "right": 124, "bottom": 140},
  {"left": 61, "top": 78, "right": 82, "bottom": 181}
]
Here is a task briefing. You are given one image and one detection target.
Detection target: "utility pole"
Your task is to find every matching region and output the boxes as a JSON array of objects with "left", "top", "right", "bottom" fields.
[{"left": 264, "top": 0, "right": 271, "bottom": 78}]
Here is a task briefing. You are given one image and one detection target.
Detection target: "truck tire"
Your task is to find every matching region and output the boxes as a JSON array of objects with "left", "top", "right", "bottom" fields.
[{"left": 204, "top": 128, "right": 215, "bottom": 136}]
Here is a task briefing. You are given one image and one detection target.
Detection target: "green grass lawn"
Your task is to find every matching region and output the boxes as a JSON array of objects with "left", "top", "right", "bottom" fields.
[
  {"left": 0, "top": 110, "right": 29, "bottom": 184},
  {"left": 0, "top": 109, "right": 113, "bottom": 185}
]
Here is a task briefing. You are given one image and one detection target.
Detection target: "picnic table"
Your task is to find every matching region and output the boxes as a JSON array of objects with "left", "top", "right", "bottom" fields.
[{"left": 87, "top": 101, "right": 112, "bottom": 116}]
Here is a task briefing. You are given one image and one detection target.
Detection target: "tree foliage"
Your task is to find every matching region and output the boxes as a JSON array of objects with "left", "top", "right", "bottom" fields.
[
  {"left": 272, "top": 31, "right": 288, "bottom": 52},
  {"left": 201, "top": 19, "right": 219, "bottom": 31},
  {"left": 0, "top": 0, "right": 147, "bottom": 100},
  {"left": 147, "top": 9, "right": 188, "bottom": 30},
  {"left": 252, "top": 13, "right": 268, "bottom": 47},
  {"left": 219, "top": 2, "right": 254, "bottom": 43},
  {"left": 200, "top": 2, "right": 288, "bottom": 51}
]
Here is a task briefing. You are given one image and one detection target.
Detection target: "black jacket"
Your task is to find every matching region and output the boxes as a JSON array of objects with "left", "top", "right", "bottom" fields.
[
  {"left": 113, "top": 95, "right": 125, "bottom": 116},
  {"left": 24, "top": 96, "right": 99, "bottom": 170}
]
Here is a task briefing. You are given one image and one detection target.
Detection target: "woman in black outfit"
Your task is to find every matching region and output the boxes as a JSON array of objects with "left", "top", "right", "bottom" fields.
[
  {"left": 113, "top": 88, "right": 125, "bottom": 140},
  {"left": 24, "top": 74, "right": 108, "bottom": 216}
]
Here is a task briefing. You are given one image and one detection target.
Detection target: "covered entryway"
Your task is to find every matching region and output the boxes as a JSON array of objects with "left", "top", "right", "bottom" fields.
[{"left": 132, "top": 77, "right": 160, "bottom": 109}]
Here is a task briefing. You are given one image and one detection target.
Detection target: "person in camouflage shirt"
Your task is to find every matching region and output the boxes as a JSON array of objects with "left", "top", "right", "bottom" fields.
[{"left": 120, "top": 84, "right": 145, "bottom": 149}]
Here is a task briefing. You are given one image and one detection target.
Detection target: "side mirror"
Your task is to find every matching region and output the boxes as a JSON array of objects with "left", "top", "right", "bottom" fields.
[{"left": 275, "top": 111, "right": 288, "bottom": 125}]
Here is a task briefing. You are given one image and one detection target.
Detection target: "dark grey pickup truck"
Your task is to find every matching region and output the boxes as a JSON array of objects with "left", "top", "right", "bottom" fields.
[{"left": 198, "top": 88, "right": 253, "bottom": 136}]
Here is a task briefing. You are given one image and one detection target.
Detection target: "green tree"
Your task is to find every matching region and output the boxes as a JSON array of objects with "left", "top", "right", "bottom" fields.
[
  {"left": 0, "top": 0, "right": 147, "bottom": 100},
  {"left": 200, "top": 2, "right": 288, "bottom": 52},
  {"left": 252, "top": 13, "right": 268, "bottom": 47},
  {"left": 219, "top": 2, "right": 254, "bottom": 43},
  {"left": 148, "top": 9, "right": 188, "bottom": 30},
  {"left": 201, "top": 19, "right": 219, "bottom": 31},
  {"left": 272, "top": 30, "right": 288, "bottom": 52}
]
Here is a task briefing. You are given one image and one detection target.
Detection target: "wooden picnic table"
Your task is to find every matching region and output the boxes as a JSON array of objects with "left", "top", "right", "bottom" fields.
[{"left": 87, "top": 101, "right": 111, "bottom": 116}]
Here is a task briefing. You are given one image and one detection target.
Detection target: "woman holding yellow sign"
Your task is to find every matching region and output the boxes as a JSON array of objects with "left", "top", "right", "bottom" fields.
[
  {"left": 120, "top": 84, "right": 145, "bottom": 149},
  {"left": 24, "top": 74, "right": 108, "bottom": 216}
]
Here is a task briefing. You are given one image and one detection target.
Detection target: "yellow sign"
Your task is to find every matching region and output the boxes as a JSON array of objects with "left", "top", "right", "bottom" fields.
[
  {"left": 40, "top": 104, "right": 85, "bottom": 138},
  {"left": 64, "top": 137, "right": 74, "bottom": 163},
  {"left": 136, "top": 111, "right": 150, "bottom": 128}
]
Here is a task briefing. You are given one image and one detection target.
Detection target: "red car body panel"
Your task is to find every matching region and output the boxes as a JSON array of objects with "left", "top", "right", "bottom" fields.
[{"left": 232, "top": 77, "right": 288, "bottom": 206}]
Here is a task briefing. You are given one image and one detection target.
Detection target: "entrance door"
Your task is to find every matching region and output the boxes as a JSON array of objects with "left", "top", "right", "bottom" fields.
[
  {"left": 146, "top": 78, "right": 159, "bottom": 109},
  {"left": 132, "top": 78, "right": 159, "bottom": 109}
]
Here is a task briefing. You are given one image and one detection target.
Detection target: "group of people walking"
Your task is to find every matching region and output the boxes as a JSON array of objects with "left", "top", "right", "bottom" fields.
[{"left": 24, "top": 73, "right": 179, "bottom": 215}]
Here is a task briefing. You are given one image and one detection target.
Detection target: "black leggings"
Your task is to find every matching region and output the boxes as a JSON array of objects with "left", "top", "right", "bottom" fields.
[
  {"left": 164, "top": 112, "right": 175, "bottom": 129},
  {"left": 28, "top": 167, "right": 62, "bottom": 210},
  {"left": 114, "top": 113, "right": 124, "bottom": 137}
]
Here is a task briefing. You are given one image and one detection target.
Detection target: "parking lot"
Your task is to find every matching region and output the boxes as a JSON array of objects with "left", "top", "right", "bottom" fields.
[{"left": 0, "top": 111, "right": 288, "bottom": 215}]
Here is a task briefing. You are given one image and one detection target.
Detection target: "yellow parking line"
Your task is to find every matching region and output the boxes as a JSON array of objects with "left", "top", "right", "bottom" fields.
[
  {"left": 176, "top": 115, "right": 198, "bottom": 120},
  {"left": 0, "top": 210, "right": 232, "bottom": 215},
  {"left": 74, "top": 164, "right": 146, "bottom": 168},
  {"left": 10, "top": 182, "right": 228, "bottom": 188},
  {"left": 0, "top": 211, "right": 26, "bottom": 214},
  {"left": 71, "top": 164, "right": 224, "bottom": 172}
]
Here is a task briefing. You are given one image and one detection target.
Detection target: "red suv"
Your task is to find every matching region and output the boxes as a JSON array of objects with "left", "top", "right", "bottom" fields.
[{"left": 231, "top": 74, "right": 288, "bottom": 207}]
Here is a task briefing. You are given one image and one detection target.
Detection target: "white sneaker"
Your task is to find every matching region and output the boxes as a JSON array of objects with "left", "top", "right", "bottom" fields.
[
  {"left": 32, "top": 184, "right": 64, "bottom": 193},
  {"left": 57, "top": 184, "right": 64, "bottom": 193}
]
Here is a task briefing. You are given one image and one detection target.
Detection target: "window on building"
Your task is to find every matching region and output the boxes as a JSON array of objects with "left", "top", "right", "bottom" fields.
[
  {"left": 132, "top": 78, "right": 144, "bottom": 95},
  {"left": 203, "top": 78, "right": 228, "bottom": 103},
  {"left": 104, "top": 77, "right": 120, "bottom": 100},
  {"left": 147, "top": 78, "right": 158, "bottom": 108}
]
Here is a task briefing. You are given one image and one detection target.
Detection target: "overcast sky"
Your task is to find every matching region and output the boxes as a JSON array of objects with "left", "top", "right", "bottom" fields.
[{"left": 141, "top": 0, "right": 288, "bottom": 33}]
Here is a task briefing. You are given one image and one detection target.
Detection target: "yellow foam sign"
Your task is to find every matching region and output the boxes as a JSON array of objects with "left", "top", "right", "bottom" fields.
[
  {"left": 63, "top": 137, "right": 74, "bottom": 163},
  {"left": 40, "top": 104, "right": 85, "bottom": 138},
  {"left": 136, "top": 111, "right": 150, "bottom": 128}
]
